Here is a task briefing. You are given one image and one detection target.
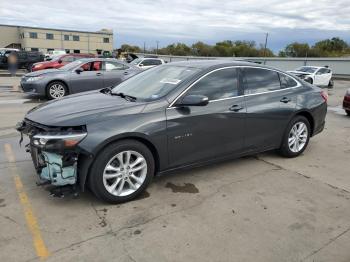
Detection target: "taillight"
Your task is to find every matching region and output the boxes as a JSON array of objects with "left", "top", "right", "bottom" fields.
[{"left": 321, "top": 90, "right": 328, "bottom": 103}]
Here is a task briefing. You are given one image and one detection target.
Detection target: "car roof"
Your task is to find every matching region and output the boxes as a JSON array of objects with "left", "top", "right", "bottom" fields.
[
  {"left": 73, "top": 58, "right": 127, "bottom": 63},
  {"left": 141, "top": 57, "right": 163, "bottom": 60},
  {"left": 164, "top": 59, "right": 271, "bottom": 70}
]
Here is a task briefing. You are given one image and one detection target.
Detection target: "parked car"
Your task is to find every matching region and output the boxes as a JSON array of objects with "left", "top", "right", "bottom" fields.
[
  {"left": 44, "top": 50, "right": 66, "bottom": 60},
  {"left": 288, "top": 66, "right": 333, "bottom": 87},
  {"left": 31, "top": 53, "right": 95, "bottom": 72},
  {"left": 21, "top": 58, "right": 140, "bottom": 99},
  {"left": 343, "top": 89, "right": 350, "bottom": 116},
  {"left": 17, "top": 60, "right": 327, "bottom": 203},
  {"left": 0, "top": 50, "right": 44, "bottom": 70},
  {"left": 131, "top": 57, "right": 165, "bottom": 70}
]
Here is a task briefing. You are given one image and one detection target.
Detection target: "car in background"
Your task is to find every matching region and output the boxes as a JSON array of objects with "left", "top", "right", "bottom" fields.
[
  {"left": 21, "top": 58, "right": 140, "bottom": 99},
  {"left": 0, "top": 49, "right": 44, "bottom": 71},
  {"left": 31, "top": 53, "right": 95, "bottom": 72},
  {"left": 288, "top": 66, "right": 333, "bottom": 88},
  {"left": 17, "top": 60, "right": 327, "bottom": 203},
  {"left": 343, "top": 89, "right": 350, "bottom": 116},
  {"left": 131, "top": 57, "right": 165, "bottom": 70},
  {"left": 44, "top": 50, "right": 66, "bottom": 60}
]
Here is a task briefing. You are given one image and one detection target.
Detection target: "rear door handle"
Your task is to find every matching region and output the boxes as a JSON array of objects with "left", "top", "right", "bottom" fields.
[
  {"left": 229, "top": 104, "right": 244, "bottom": 112},
  {"left": 123, "top": 71, "right": 129, "bottom": 75},
  {"left": 280, "top": 97, "right": 291, "bottom": 103}
]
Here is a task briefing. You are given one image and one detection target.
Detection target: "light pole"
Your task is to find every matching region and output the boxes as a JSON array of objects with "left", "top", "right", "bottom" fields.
[
  {"left": 263, "top": 32, "right": 269, "bottom": 57},
  {"left": 156, "top": 41, "right": 159, "bottom": 54},
  {"left": 143, "top": 42, "right": 146, "bottom": 54}
]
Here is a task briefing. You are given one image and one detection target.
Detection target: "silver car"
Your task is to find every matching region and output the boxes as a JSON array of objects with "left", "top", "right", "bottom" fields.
[{"left": 20, "top": 58, "right": 141, "bottom": 99}]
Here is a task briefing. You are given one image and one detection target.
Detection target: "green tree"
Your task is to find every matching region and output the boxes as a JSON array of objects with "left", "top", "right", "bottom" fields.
[{"left": 120, "top": 44, "right": 141, "bottom": 53}]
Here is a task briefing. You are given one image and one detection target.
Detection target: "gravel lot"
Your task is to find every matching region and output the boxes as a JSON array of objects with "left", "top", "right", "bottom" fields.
[{"left": 0, "top": 77, "right": 349, "bottom": 262}]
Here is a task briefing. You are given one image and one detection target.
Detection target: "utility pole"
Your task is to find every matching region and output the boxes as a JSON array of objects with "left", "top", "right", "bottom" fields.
[
  {"left": 156, "top": 41, "right": 159, "bottom": 55},
  {"left": 143, "top": 42, "right": 146, "bottom": 54},
  {"left": 263, "top": 32, "right": 269, "bottom": 57}
]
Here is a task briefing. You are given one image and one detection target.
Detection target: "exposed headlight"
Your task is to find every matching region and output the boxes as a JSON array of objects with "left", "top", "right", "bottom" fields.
[
  {"left": 33, "top": 132, "right": 87, "bottom": 150},
  {"left": 26, "top": 76, "right": 44, "bottom": 82}
]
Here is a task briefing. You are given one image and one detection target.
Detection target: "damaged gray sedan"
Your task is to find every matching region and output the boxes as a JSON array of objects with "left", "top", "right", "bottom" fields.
[{"left": 17, "top": 60, "right": 327, "bottom": 203}]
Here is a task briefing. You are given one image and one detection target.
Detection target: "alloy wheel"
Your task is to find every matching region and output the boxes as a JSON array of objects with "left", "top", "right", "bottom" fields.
[
  {"left": 49, "top": 84, "right": 65, "bottom": 99},
  {"left": 288, "top": 122, "right": 308, "bottom": 153},
  {"left": 102, "top": 150, "right": 147, "bottom": 197}
]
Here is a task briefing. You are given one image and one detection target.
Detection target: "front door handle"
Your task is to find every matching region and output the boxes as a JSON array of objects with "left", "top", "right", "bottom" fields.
[
  {"left": 280, "top": 97, "right": 291, "bottom": 103},
  {"left": 123, "top": 71, "right": 129, "bottom": 75},
  {"left": 229, "top": 104, "right": 244, "bottom": 112},
  {"left": 96, "top": 72, "right": 102, "bottom": 76}
]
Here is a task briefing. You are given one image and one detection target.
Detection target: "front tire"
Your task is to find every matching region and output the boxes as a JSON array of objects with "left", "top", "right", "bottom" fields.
[
  {"left": 88, "top": 140, "right": 155, "bottom": 204},
  {"left": 328, "top": 79, "right": 334, "bottom": 89},
  {"left": 279, "top": 116, "right": 311, "bottom": 158},
  {"left": 46, "top": 81, "right": 67, "bottom": 100},
  {"left": 346, "top": 110, "right": 350, "bottom": 116}
]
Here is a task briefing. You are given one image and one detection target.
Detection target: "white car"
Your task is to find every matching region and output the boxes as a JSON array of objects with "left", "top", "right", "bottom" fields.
[
  {"left": 131, "top": 58, "right": 165, "bottom": 70},
  {"left": 45, "top": 50, "right": 66, "bottom": 60},
  {"left": 288, "top": 66, "right": 333, "bottom": 88}
]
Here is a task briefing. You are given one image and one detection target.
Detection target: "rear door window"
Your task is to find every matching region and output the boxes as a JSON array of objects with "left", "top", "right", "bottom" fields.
[{"left": 243, "top": 68, "right": 281, "bottom": 94}]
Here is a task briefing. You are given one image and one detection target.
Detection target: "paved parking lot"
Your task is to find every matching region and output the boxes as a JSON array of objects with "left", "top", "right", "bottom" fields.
[{"left": 0, "top": 78, "right": 349, "bottom": 262}]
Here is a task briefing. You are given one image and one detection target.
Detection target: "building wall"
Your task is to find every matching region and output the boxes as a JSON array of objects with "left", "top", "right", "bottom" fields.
[
  {"left": 0, "top": 25, "right": 20, "bottom": 48},
  {"left": 0, "top": 25, "right": 113, "bottom": 54}
]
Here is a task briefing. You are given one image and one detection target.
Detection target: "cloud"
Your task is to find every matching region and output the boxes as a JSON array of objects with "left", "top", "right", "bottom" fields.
[{"left": 0, "top": 0, "right": 349, "bottom": 50}]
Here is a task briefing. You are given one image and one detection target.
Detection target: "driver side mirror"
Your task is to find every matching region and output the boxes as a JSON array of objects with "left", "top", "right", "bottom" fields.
[
  {"left": 177, "top": 95, "right": 209, "bottom": 107},
  {"left": 75, "top": 67, "right": 83, "bottom": 74},
  {"left": 139, "top": 63, "right": 144, "bottom": 67}
]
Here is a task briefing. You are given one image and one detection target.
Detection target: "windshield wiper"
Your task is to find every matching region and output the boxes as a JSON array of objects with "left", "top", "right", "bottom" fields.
[{"left": 112, "top": 92, "right": 137, "bottom": 102}]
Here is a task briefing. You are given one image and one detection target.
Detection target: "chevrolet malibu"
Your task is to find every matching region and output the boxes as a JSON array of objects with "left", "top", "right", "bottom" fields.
[
  {"left": 21, "top": 58, "right": 140, "bottom": 99},
  {"left": 17, "top": 60, "right": 327, "bottom": 203}
]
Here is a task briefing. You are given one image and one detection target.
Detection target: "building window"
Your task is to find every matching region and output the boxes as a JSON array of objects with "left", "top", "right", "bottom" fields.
[
  {"left": 29, "top": 32, "right": 37, "bottom": 39},
  {"left": 103, "top": 38, "right": 110, "bottom": 43},
  {"left": 65, "top": 49, "right": 70, "bottom": 53},
  {"left": 46, "top": 33, "right": 54, "bottom": 40},
  {"left": 73, "top": 35, "right": 80, "bottom": 41},
  {"left": 73, "top": 49, "right": 80, "bottom": 53},
  {"left": 64, "top": 35, "right": 69, "bottom": 41},
  {"left": 31, "top": 48, "right": 39, "bottom": 51}
]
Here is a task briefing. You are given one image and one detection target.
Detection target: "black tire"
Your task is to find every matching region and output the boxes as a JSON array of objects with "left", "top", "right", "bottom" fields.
[
  {"left": 88, "top": 140, "right": 155, "bottom": 204},
  {"left": 305, "top": 78, "right": 313, "bottom": 84},
  {"left": 279, "top": 116, "right": 311, "bottom": 158},
  {"left": 346, "top": 110, "right": 350, "bottom": 116},
  {"left": 26, "top": 63, "right": 33, "bottom": 72},
  {"left": 328, "top": 79, "right": 334, "bottom": 89},
  {"left": 46, "top": 81, "right": 68, "bottom": 100}
]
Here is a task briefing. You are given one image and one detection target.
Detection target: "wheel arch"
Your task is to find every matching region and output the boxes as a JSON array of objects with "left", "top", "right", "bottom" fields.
[
  {"left": 294, "top": 110, "right": 315, "bottom": 136},
  {"left": 79, "top": 134, "right": 161, "bottom": 192}
]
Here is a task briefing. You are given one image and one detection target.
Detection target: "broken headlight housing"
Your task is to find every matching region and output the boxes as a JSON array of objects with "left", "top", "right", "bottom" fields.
[{"left": 32, "top": 132, "right": 87, "bottom": 150}]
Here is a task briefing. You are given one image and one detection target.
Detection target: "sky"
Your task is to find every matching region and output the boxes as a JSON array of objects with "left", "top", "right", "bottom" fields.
[{"left": 1, "top": 0, "right": 349, "bottom": 53}]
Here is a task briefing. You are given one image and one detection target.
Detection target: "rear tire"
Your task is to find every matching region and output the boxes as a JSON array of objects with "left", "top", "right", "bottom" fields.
[
  {"left": 346, "top": 110, "right": 350, "bottom": 116},
  {"left": 46, "top": 81, "right": 67, "bottom": 100},
  {"left": 279, "top": 116, "right": 311, "bottom": 158},
  {"left": 88, "top": 140, "right": 155, "bottom": 204}
]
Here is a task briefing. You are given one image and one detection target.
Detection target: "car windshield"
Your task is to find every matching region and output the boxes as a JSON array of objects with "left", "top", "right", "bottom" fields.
[
  {"left": 297, "top": 67, "right": 317, "bottom": 73},
  {"left": 111, "top": 65, "right": 200, "bottom": 101},
  {"left": 60, "top": 60, "right": 86, "bottom": 71}
]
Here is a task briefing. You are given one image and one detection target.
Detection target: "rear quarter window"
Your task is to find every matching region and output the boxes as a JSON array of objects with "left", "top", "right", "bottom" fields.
[{"left": 279, "top": 73, "right": 298, "bottom": 89}]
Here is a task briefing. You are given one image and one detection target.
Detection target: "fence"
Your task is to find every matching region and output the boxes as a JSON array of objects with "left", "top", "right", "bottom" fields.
[{"left": 135, "top": 53, "right": 350, "bottom": 77}]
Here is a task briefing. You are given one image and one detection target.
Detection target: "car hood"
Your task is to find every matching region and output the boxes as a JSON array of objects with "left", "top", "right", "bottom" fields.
[
  {"left": 25, "top": 90, "right": 147, "bottom": 126},
  {"left": 287, "top": 70, "right": 312, "bottom": 76}
]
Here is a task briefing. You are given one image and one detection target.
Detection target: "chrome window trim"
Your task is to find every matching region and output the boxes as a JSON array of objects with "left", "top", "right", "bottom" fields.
[{"left": 168, "top": 65, "right": 302, "bottom": 109}]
